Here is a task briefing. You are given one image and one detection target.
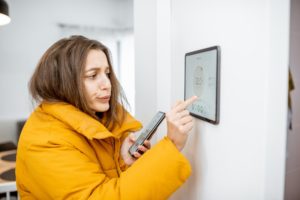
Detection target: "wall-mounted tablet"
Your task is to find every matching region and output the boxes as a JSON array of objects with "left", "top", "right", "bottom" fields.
[{"left": 184, "top": 46, "right": 220, "bottom": 124}]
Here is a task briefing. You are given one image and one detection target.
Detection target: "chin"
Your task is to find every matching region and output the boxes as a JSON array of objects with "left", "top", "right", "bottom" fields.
[{"left": 92, "top": 104, "right": 110, "bottom": 112}]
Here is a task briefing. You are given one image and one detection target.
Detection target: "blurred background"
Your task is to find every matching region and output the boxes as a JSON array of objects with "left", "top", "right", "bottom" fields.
[{"left": 0, "top": 0, "right": 135, "bottom": 145}]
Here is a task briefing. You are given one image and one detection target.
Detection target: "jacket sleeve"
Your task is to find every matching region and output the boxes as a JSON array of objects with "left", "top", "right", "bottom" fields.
[
  {"left": 24, "top": 137, "right": 191, "bottom": 200},
  {"left": 118, "top": 131, "right": 131, "bottom": 171}
]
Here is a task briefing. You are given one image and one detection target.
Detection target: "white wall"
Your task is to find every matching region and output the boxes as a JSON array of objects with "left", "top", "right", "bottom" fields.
[
  {"left": 134, "top": 0, "right": 289, "bottom": 199},
  {"left": 265, "top": 0, "right": 290, "bottom": 199},
  {"left": 285, "top": 0, "right": 300, "bottom": 199},
  {"left": 134, "top": 0, "right": 157, "bottom": 124}
]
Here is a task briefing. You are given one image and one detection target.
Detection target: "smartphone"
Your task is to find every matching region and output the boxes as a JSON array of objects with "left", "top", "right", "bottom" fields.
[{"left": 128, "top": 111, "right": 165, "bottom": 157}]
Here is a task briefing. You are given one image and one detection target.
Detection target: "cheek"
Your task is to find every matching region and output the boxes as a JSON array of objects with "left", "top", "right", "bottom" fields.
[{"left": 83, "top": 81, "right": 96, "bottom": 99}]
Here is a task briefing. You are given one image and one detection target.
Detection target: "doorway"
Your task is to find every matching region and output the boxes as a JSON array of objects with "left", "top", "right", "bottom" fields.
[{"left": 284, "top": 0, "right": 300, "bottom": 199}]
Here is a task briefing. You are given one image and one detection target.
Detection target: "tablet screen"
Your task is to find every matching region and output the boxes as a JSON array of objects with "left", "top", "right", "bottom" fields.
[{"left": 184, "top": 46, "right": 220, "bottom": 124}]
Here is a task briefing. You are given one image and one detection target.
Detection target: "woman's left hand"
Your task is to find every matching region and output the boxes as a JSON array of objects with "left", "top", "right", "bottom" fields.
[{"left": 120, "top": 133, "right": 151, "bottom": 166}]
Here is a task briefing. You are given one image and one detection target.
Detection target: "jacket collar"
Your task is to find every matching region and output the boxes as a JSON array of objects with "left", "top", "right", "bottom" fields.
[{"left": 38, "top": 102, "right": 142, "bottom": 140}]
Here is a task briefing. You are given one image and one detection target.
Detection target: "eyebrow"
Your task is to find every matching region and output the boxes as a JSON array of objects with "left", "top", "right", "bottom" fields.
[{"left": 85, "top": 66, "right": 110, "bottom": 73}]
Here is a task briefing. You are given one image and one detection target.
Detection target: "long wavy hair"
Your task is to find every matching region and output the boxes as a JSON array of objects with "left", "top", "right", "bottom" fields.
[{"left": 29, "top": 35, "right": 127, "bottom": 130}]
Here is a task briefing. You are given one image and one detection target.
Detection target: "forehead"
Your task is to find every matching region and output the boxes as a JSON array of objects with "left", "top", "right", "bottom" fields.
[{"left": 85, "top": 49, "right": 109, "bottom": 71}]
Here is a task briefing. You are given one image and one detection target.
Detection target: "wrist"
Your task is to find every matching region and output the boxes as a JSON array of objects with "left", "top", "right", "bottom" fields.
[
  {"left": 167, "top": 134, "right": 188, "bottom": 151},
  {"left": 166, "top": 137, "right": 182, "bottom": 151}
]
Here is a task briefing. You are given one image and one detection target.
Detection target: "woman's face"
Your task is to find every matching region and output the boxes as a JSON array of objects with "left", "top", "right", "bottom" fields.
[{"left": 83, "top": 49, "right": 112, "bottom": 113}]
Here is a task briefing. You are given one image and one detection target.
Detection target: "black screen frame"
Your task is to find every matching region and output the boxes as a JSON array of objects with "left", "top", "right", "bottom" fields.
[{"left": 184, "top": 46, "right": 221, "bottom": 124}]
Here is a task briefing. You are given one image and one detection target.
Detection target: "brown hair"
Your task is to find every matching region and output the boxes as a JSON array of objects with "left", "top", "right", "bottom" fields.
[{"left": 29, "top": 35, "right": 127, "bottom": 129}]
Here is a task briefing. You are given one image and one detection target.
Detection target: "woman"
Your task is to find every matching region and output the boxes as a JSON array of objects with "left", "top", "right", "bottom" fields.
[{"left": 16, "top": 35, "right": 197, "bottom": 200}]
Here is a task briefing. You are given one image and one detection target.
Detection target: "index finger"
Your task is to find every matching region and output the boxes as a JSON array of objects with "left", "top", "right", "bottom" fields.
[{"left": 174, "top": 96, "right": 198, "bottom": 112}]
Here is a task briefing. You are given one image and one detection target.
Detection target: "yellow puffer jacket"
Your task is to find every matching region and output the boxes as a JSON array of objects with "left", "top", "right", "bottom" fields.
[{"left": 16, "top": 102, "right": 191, "bottom": 200}]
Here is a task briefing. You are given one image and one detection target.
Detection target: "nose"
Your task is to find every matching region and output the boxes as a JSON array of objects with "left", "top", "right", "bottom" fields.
[{"left": 99, "top": 74, "right": 111, "bottom": 90}]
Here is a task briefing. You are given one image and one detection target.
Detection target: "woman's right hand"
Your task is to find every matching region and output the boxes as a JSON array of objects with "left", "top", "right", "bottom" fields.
[{"left": 166, "top": 96, "right": 198, "bottom": 151}]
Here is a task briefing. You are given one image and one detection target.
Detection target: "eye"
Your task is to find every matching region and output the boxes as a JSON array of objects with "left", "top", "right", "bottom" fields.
[
  {"left": 105, "top": 70, "right": 111, "bottom": 77},
  {"left": 87, "top": 73, "right": 97, "bottom": 79}
]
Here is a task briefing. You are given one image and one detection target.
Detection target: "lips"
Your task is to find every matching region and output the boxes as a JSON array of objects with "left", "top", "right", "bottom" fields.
[
  {"left": 99, "top": 95, "right": 110, "bottom": 99},
  {"left": 96, "top": 95, "right": 111, "bottom": 103}
]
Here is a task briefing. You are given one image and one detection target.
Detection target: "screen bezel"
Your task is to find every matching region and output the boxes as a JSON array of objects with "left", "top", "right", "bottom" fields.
[{"left": 184, "top": 46, "right": 221, "bottom": 124}]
